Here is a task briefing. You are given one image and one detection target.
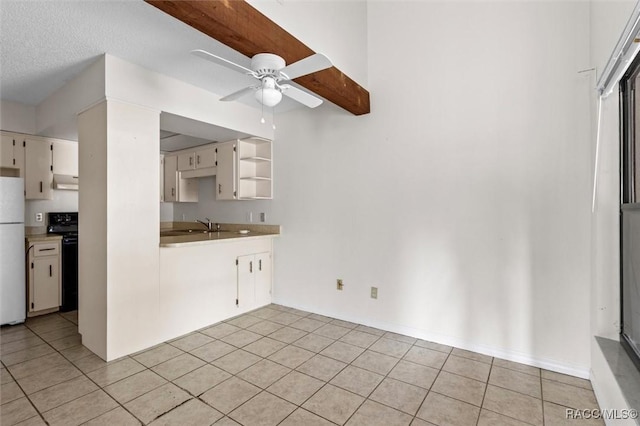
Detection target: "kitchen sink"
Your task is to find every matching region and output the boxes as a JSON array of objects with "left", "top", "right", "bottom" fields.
[{"left": 160, "top": 229, "right": 230, "bottom": 237}]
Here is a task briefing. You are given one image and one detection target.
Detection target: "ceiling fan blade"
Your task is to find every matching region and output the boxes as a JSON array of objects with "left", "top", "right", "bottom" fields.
[
  {"left": 280, "top": 53, "right": 332, "bottom": 80},
  {"left": 220, "top": 86, "right": 257, "bottom": 102},
  {"left": 191, "top": 49, "right": 254, "bottom": 75},
  {"left": 281, "top": 85, "right": 323, "bottom": 108}
]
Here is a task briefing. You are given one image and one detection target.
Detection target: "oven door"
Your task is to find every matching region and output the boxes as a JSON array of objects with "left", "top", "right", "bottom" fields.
[{"left": 60, "top": 235, "right": 78, "bottom": 312}]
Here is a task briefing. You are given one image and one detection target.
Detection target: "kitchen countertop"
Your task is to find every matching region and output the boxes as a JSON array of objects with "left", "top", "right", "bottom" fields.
[
  {"left": 159, "top": 223, "right": 280, "bottom": 248},
  {"left": 25, "top": 233, "right": 62, "bottom": 243}
]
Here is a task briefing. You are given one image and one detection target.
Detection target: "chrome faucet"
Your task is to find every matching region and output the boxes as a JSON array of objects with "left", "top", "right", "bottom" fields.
[{"left": 196, "top": 218, "right": 213, "bottom": 231}]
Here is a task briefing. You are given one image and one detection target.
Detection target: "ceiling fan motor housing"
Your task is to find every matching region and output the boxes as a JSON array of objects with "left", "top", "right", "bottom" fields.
[{"left": 251, "top": 53, "right": 286, "bottom": 77}]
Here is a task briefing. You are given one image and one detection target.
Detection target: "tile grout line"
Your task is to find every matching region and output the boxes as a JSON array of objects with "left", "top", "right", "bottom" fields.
[
  {"left": 2, "top": 306, "right": 600, "bottom": 426},
  {"left": 540, "top": 364, "right": 546, "bottom": 426},
  {"left": 20, "top": 313, "right": 147, "bottom": 425},
  {"left": 475, "top": 355, "right": 494, "bottom": 426}
]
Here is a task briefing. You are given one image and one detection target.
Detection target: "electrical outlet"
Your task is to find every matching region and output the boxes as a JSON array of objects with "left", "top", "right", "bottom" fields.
[
  {"left": 35, "top": 213, "right": 43, "bottom": 222},
  {"left": 370, "top": 287, "right": 378, "bottom": 299},
  {"left": 337, "top": 279, "right": 344, "bottom": 290},
  {"left": 246, "top": 212, "right": 253, "bottom": 223},
  {"left": 260, "top": 212, "right": 266, "bottom": 222}
]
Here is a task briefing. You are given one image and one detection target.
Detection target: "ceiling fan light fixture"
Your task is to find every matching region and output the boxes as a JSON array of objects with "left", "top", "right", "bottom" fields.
[{"left": 255, "top": 87, "right": 282, "bottom": 107}]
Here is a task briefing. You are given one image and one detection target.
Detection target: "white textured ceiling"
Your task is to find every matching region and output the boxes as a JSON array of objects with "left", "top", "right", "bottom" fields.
[{"left": 0, "top": 0, "right": 300, "bottom": 112}]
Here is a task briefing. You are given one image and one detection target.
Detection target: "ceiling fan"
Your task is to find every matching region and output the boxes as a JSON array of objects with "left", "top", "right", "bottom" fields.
[{"left": 191, "top": 49, "right": 332, "bottom": 109}]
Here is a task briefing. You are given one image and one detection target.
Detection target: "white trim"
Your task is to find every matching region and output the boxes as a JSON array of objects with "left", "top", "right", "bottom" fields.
[
  {"left": 276, "top": 299, "right": 591, "bottom": 379},
  {"left": 597, "top": 0, "right": 640, "bottom": 97}
]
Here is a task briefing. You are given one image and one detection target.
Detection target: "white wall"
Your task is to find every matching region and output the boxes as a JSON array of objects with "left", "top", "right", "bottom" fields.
[
  {"left": 25, "top": 191, "right": 78, "bottom": 227},
  {"left": 246, "top": 0, "right": 368, "bottom": 87},
  {"left": 188, "top": 1, "right": 593, "bottom": 375},
  {"left": 0, "top": 100, "right": 36, "bottom": 134},
  {"left": 104, "top": 55, "right": 272, "bottom": 142},
  {"left": 36, "top": 56, "right": 106, "bottom": 141}
]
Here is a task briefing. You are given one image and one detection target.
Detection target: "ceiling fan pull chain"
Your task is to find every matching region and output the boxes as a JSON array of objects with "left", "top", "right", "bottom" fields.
[{"left": 260, "top": 88, "right": 266, "bottom": 124}]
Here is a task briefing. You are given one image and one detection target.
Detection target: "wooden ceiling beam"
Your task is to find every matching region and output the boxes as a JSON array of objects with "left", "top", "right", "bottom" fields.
[{"left": 145, "top": 0, "right": 370, "bottom": 115}]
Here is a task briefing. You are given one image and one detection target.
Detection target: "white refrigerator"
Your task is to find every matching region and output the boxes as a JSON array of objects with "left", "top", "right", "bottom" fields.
[{"left": 0, "top": 177, "right": 25, "bottom": 325}]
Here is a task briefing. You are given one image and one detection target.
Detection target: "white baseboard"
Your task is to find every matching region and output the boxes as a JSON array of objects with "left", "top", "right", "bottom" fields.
[{"left": 274, "top": 298, "right": 590, "bottom": 379}]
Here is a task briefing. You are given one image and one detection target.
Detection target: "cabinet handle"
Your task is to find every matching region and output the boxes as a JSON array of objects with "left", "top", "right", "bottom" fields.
[
  {"left": 39, "top": 181, "right": 43, "bottom": 193},
  {"left": 249, "top": 261, "right": 253, "bottom": 273},
  {"left": 171, "top": 188, "right": 175, "bottom": 196},
  {"left": 49, "top": 265, "right": 52, "bottom": 277},
  {"left": 259, "top": 259, "right": 262, "bottom": 271},
  {"left": 189, "top": 156, "right": 193, "bottom": 166},
  {"left": 38, "top": 248, "right": 55, "bottom": 252},
  {"left": 218, "top": 184, "right": 222, "bottom": 194},
  {"left": 197, "top": 155, "right": 200, "bottom": 165}
]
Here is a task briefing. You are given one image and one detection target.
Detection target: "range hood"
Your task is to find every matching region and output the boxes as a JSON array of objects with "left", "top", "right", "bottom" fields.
[{"left": 53, "top": 174, "right": 78, "bottom": 191}]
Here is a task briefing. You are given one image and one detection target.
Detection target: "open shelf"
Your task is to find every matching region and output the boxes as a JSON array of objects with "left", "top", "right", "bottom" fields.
[
  {"left": 240, "top": 156, "right": 271, "bottom": 163},
  {"left": 236, "top": 137, "right": 273, "bottom": 199},
  {"left": 240, "top": 176, "right": 271, "bottom": 181}
]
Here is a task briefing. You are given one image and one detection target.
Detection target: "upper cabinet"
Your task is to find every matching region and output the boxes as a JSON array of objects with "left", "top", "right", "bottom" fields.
[
  {"left": 215, "top": 141, "right": 237, "bottom": 200},
  {"left": 162, "top": 137, "right": 272, "bottom": 202},
  {"left": 163, "top": 153, "right": 198, "bottom": 203},
  {"left": 1, "top": 132, "right": 25, "bottom": 177},
  {"left": 196, "top": 146, "right": 217, "bottom": 169},
  {"left": 177, "top": 145, "right": 218, "bottom": 178},
  {"left": 1, "top": 131, "right": 78, "bottom": 198},
  {"left": 51, "top": 139, "right": 78, "bottom": 176},
  {"left": 177, "top": 152, "right": 195, "bottom": 171},
  {"left": 24, "top": 138, "right": 53, "bottom": 200}
]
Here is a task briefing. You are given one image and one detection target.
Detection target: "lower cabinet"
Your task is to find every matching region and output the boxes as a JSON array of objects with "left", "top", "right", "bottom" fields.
[
  {"left": 159, "top": 238, "right": 274, "bottom": 340},
  {"left": 237, "top": 252, "right": 271, "bottom": 310},
  {"left": 27, "top": 241, "right": 61, "bottom": 315}
]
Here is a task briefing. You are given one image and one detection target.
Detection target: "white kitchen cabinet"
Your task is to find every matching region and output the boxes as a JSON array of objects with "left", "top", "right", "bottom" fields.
[
  {"left": 177, "top": 146, "right": 216, "bottom": 174},
  {"left": 160, "top": 154, "right": 165, "bottom": 202},
  {"left": 27, "top": 241, "right": 61, "bottom": 315},
  {"left": 24, "top": 138, "right": 53, "bottom": 200},
  {"left": 177, "top": 152, "right": 195, "bottom": 171},
  {"left": 196, "top": 146, "right": 217, "bottom": 169},
  {"left": 236, "top": 251, "right": 271, "bottom": 310},
  {"left": 216, "top": 138, "right": 272, "bottom": 200},
  {"left": 163, "top": 155, "right": 177, "bottom": 202},
  {"left": 215, "top": 141, "right": 237, "bottom": 200},
  {"left": 163, "top": 154, "right": 198, "bottom": 202},
  {"left": 51, "top": 138, "right": 78, "bottom": 176},
  {"left": 0, "top": 132, "right": 25, "bottom": 177}
]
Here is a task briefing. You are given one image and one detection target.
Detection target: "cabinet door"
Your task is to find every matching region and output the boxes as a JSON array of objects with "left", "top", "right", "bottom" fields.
[
  {"left": 0, "top": 133, "right": 24, "bottom": 176},
  {"left": 196, "top": 146, "right": 216, "bottom": 169},
  {"left": 25, "top": 139, "right": 52, "bottom": 200},
  {"left": 52, "top": 139, "right": 78, "bottom": 176},
  {"left": 177, "top": 152, "right": 195, "bottom": 171},
  {"left": 160, "top": 155, "right": 164, "bottom": 202},
  {"left": 237, "top": 254, "right": 255, "bottom": 310},
  {"left": 254, "top": 252, "right": 272, "bottom": 307},
  {"left": 216, "top": 142, "right": 236, "bottom": 200},
  {"left": 1, "top": 133, "right": 15, "bottom": 169},
  {"left": 31, "top": 257, "right": 59, "bottom": 312},
  {"left": 164, "top": 155, "right": 177, "bottom": 202}
]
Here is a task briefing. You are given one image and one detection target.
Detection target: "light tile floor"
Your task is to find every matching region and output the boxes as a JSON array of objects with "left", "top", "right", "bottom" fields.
[{"left": 0, "top": 305, "right": 603, "bottom": 426}]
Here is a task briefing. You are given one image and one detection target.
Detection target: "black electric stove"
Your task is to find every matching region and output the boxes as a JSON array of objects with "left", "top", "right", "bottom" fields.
[{"left": 47, "top": 212, "right": 78, "bottom": 312}]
